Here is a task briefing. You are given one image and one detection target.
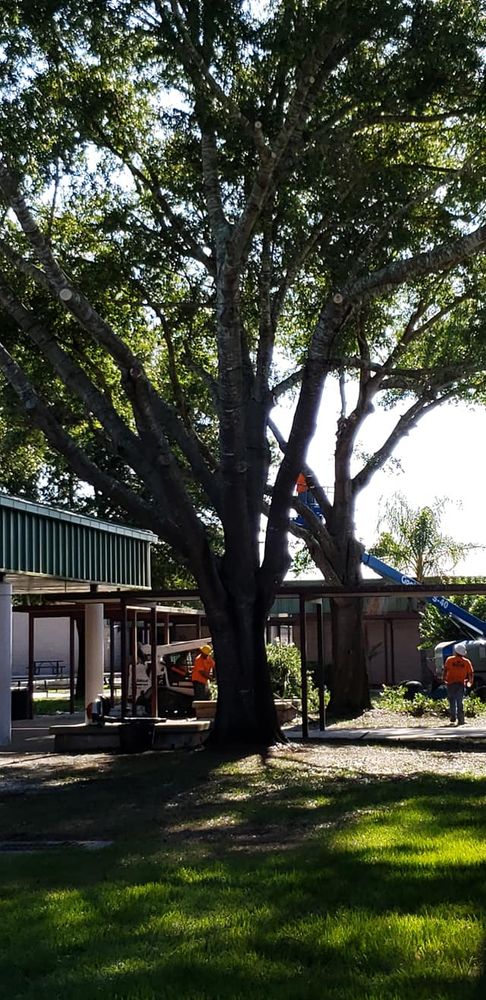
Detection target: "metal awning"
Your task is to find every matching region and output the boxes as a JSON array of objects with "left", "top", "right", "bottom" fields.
[{"left": 0, "top": 493, "right": 157, "bottom": 593}]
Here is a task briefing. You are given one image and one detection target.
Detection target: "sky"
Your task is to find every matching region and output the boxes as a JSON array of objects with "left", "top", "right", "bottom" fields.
[
  {"left": 271, "top": 384, "right": 486, "bottom": 579},
  {"left": 352, "top": 403, "right": 486, "bottom": 577}
]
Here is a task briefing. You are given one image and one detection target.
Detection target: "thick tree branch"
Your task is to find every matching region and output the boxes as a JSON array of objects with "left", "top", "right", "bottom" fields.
[
  {"left": 261, "top": 296, "right": 351, "bottom": 595},
  {"left": 0, "top": 271, "right": 211, "bottom": 546},
  {"left": 0, "top": 336, "right": 224, "bottom": 600},
  {"left": 344, "top": 224, "right": 486, "bottom": 303},
  {"left": 352, "top": 392, "right": 455, "bottom": 498},
  {"left": 255, "top": 201, "right": 275, "bottom": 403},
  {"left": 262, "top": 221, "right": 486, "bottom": 588},
  {"left": 381, "top": 361, "right": 486, "bottom": 388},
  {"left": 271, "top": 368, "right": 304, "bottom": 401},
  {"left": 267, "top": 416, "right": 333, "bottom": 523},
  {"left": 165, "top": 0, "right": 261, "bottom": 148},
  {"left": 262, "top": 489, "right": 341, "bottom": 584},
  {"left": 333, "top": 309, "right": 374, "bottom": 497},
  {"left": 0, "top": 340, "right": 190, "bottom": 549},
  {"left": 291, "top": 497, "right": 341, "bottom": 579},
  {"left": 0, "top": 159, "right": 138, "bottom": 369},
  {"left": 0, "top": 272, "right": 150, "bottom": 473},
  {"left": 0, "top": 171, "right": 222, "bottom": 511},
  {"left": 132, "top": 281, "right": 219, "bottom": 474},
  {"left": 201, "top": 130, "right": 230, "bottom": 265}
]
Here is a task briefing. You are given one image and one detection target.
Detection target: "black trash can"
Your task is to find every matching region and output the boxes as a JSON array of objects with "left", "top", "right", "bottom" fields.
[
  {"left": 120, "top": 718, "right": 155, "bottom": 753},
  {"left": 11, "top": 687, "right": 29, "bottom": 721}
]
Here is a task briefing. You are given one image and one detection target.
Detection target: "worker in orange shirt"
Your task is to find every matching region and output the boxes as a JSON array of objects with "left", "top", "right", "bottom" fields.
[
  {"left": 192, "top": 644, "right": 215, "bottom": 700},
  {"left": 296, "top": 472, "right": 308, "bottom": 494},
  {"left": 443, "top": 642, "right": 474, "bottom": 726}
]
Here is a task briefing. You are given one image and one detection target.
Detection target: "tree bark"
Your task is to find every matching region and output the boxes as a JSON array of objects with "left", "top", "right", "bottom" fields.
[
  {"left": 328, "top": 595, "right": 371, "bottom": 716},
  {"left": 201, "top": 577, "right": 284, "bottom": 748}
]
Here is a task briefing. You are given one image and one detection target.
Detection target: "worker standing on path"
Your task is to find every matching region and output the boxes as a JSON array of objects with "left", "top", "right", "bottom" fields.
[
  {"left": 443, "top": 642, "right": 474, "bottom": 726},
  {"left": 192, "top": 645, "right": 215, "bottom": 701}
]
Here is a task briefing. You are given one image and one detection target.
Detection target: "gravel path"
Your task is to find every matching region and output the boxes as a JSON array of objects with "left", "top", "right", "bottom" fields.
[
  {"left": 2, "top": 743, "right": 486, "bottom": 799},
  {"left": 1, "top": 708, "right": 486, "bottom": 791},
  {"left": 322, "top": 705, "right": 485, "bottom": 730},
  {"left": 281, "top": 706, "right": 486, "bottom": 778},
  {"left": 1, "top": 710, "right": 486, "bottom": 787},
  {"left": 283, "top": 740, "right": 486, "bottom": 778}
]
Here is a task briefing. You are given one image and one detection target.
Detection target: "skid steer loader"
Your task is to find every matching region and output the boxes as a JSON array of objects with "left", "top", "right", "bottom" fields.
[{"left": 137, "top": 637, "right": 212, "bottom": 718}]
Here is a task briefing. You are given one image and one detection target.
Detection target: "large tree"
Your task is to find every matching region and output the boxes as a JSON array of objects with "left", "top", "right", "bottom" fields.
[{"left": 0, "top": 0, "right": 485, "bottom": 739}]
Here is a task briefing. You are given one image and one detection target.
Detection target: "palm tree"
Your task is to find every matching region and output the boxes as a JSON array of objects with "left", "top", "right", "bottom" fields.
[{"left": 370, "top": 494, "right": 476, "bottom": 582}]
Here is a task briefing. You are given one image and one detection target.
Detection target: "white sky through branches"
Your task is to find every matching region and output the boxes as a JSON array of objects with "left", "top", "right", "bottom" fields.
[{"left": 272, "top": 387, "right": 486, "bottom": 578}]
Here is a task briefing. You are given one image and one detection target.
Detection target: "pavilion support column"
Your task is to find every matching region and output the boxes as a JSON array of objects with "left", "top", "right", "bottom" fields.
[
  {"left": 0, "top": 581, "right": 13, "bottom": 746},
  {"left": 84, "top": 603, "right": 105, "bottom": 721}
]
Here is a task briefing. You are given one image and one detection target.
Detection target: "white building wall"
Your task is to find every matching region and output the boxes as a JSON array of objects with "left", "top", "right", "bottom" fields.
[{"left": 12, "top": 614, "right": 78, "bottom": 677}]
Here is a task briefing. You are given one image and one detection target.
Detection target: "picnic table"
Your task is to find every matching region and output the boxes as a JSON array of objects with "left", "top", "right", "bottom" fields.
[{"left": 33, "top": 659, "right": 66, "bottom": 678}]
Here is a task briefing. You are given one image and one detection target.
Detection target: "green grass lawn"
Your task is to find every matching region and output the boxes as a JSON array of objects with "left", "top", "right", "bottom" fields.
[
  {"left": 31, "top": 696, "right": 84, "bottom": 715},
  {"left": 1, "top": 747, "right": 485, "bottom": 1000}
]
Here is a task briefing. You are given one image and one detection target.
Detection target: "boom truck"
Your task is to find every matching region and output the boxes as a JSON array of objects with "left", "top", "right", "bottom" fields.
[
  {"left": 292, "top": 478, "right": 486, "bottom": 678},
  {"left": 293, "top": 477, "right": 486, "bottom": 685},
  {"left": 361, "top": 552, "right": 486, "bottom": 683}
]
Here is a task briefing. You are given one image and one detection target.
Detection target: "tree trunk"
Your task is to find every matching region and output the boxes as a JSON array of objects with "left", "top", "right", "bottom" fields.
[
  {"left": 328, "top": 595, "right": 371, "bottom": 717},
  {"left": 203, "top": 590, "right": 284, "bottom": 749}
]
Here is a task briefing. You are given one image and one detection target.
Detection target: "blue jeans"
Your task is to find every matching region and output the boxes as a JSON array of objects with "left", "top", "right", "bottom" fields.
[{"left": 447, "top": 682, "right": 465, "bottom": 724}]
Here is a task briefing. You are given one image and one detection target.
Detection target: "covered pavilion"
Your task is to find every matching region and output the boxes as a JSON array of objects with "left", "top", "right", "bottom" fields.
[
  {"left": 0, "top": 492, "right": 157, "bottom": 745},
  {"left": 40, "top": 576, "right": 486, "bottom": 741}
]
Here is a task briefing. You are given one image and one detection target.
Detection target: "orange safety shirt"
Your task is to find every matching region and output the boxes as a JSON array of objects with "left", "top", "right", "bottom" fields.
[
  {"left": 443, "top": 654, "right": 474, "bottom": 686},
  {"left": 296, "top": 473, "right": 308, "bottom": 494},
  {"left": 192, "top": 653, "right": 215, "bottom": 685}
]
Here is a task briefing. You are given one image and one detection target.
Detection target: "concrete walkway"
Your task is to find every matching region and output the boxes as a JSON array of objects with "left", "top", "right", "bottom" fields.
[
  {"left": 0, "top": 714, "right": 82, "bottom": 756},
  {"left": 3, "top": 713, "right": 210, "bottom": 755},
  {"left": 5, "top": 716, "right": 486, "bottom": 756},
  {"left": 287, "top": 723, "right": 486, "bottom": 747}
]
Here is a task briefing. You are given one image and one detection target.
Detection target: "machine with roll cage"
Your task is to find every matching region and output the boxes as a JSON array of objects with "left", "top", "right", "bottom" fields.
[{"left": 136, "top": 636, "right": 213, "bottom": 718}]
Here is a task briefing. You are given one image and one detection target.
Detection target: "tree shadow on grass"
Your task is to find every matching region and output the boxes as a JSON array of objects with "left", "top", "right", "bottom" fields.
[{"left": 1, "top": 753, "right": 486, "bottom": 998}]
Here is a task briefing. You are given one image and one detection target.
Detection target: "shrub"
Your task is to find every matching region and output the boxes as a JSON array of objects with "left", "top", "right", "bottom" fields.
[
  {"left": 266, "top": 642, "right": 321, "bottom": 710},
  {"left": 407, "top": 693, "right": 446, "bottom": 718},
  {"left": 266, "top": 641, "right": 302, "bottom": 698},
  {"left": 377, "top": 685, "right": 410, "bottom": 713},
  {"left": 465, "top": 691, "right": 486, "bottom": 718},
  {"left": 378, "top": 685, "right": 486, "bottom": 719}
]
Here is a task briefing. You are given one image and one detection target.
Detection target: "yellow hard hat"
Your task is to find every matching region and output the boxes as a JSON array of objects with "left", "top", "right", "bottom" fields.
[{"left": 201, "top": 644, "right": 212, "bottom": 655}]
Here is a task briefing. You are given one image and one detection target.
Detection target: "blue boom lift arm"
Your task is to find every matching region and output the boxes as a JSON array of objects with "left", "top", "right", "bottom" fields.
[
  {"left": 290, "top": 481, "right": 486, "bottom": 637},
  {"left": 361, "top": 551, "right": 486, "bottom": 637}
]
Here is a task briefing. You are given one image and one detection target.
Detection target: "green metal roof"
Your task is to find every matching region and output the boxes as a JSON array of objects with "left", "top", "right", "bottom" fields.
[{"left": 0, "top": 493, "right": 157, "bottom": 593}]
